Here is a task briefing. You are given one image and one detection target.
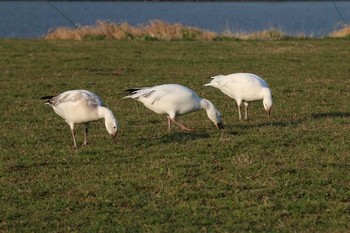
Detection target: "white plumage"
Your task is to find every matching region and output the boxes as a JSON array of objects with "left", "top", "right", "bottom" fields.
[
  {"left": 41, "top": 90, "right": 118, "bottom": 148},
  {"left": 204, "top": 73, "right": 273, "bottom": 120},
  {"left": 124, "top": 84, "right": 224, "bottom": 131}
]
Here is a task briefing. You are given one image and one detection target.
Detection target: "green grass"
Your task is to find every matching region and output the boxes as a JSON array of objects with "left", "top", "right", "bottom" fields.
[{"left": 0, "top": 39, "right": 349, "bottom": 232}]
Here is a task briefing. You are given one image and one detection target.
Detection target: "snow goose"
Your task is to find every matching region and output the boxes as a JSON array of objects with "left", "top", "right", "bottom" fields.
[
  {"left": 204, "top": 73, "right": 272, "bottom": 120},
  {"left": 124, "top": 84, "right": 224, "bottom": 131},
  {"left": 41, "top": 90, "right": 118, "bottom": 148}
]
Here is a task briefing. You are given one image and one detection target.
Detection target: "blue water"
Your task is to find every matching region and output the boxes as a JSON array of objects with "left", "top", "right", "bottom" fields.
[{"left": 0, "top": 1, "right": 349, "bottom": 38}]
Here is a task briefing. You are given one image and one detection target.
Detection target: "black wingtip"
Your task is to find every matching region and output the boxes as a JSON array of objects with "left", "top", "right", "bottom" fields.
[
  {"left": 124, "top": 88, "right": 141, "bottom": 94},
  {"left": 40, "top": 95, "right": 54, "bottom": 100}
]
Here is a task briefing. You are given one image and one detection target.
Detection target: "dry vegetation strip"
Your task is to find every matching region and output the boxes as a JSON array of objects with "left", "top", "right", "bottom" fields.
[
  {"left": 43, "top": 20, "right": 350, "bottom": 41},
  {"left": 42, "top": 20, "right": 294, "bottom": 41}
]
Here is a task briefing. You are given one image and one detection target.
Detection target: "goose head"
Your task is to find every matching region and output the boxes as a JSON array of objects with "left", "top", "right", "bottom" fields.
[
  {"left": 263, "top": 90, "right": 273, "bottom": 118},
  {"left": 209, "top": 109, "right": 224, "bottom": 130},
  {"left": 105, "top": 117, "right": 118, "bottom": 143},
  {"left": 99, "top": 107, "right": 119, "bottom": 143},
  {"left": 201, "top": 99, "right": 224, "bottom": 130}
]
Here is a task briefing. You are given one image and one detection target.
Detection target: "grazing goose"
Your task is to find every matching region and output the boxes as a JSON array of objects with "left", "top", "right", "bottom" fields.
[
  {"left": 41, "top": 90, "right": 118, "bottom": 148},
  {"left": 124, "top": 84, "right": 224, "bottom": 131},
  {"left": 204, "top": 73, "right": 273, "bottom": 120}
]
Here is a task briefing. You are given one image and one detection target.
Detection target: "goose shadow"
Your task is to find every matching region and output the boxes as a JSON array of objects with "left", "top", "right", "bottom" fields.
[
  {"left": 132, "top": 131, "right": 211, "bottom": 147},
  {"left": 224, "top": 112, "right": 349, "bottom": 133},
  {"left": 229, "top": 118, "right": 306, "bottom": 131},
  {"left": 160, "top": 131, "right": 211, "bottom": 143},
  {"left": 311, "top": 112, "right": 350, "bottom": 119}
]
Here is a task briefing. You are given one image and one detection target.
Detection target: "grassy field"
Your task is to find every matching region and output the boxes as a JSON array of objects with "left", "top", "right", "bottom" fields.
[{"left": 0, "top": 39, "right": 349, "bottom": 232}]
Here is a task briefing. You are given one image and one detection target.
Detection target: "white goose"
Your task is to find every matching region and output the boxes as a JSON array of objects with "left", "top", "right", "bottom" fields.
[
  {"left": 124, "top": 84, "right": 224, "bottom": 131},
  {"left": 41, "top": 90, "right": 118, "bottom": 148},
  {"left": 204, "top": 73, "right": 272, "bottom": 120}
]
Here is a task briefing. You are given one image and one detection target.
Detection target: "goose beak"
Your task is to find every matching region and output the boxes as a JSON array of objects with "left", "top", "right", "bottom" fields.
[
  {"left": 268, "top": 108, "right": 271, "bottom": 118},
  {"left": 111, "top": 132, "right": 118, "bottom": 144},
  {"left": 216, "top": 122, "right": 224, "bottom": 130}
]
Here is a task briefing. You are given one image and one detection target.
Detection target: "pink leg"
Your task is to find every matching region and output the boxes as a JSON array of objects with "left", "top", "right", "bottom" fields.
[
  {"left": 167, "top": 117, "right": 172, "bottom": 132},
  {"left": 171, "top": 118, "right": 193, "bottom": 131},
  {"left": 237, "top": 103, "right": 242, "bottom": 120},
  {"left": 244, "top": 102, "right": 249, "bottom": 120},
  {"left": 71, "top": 128, "right": 78, "bottom": 148},
  {"left": 83, "top": 124, "right": 88, "bottom": 146}
]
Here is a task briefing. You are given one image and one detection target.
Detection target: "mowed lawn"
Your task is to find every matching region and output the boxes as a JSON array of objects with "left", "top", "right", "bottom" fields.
[{"left": 0, "top": 39, "right": 349, "bottom": 232}]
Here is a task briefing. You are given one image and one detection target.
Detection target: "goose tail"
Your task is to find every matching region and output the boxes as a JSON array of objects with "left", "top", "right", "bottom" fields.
[{"left": 204, "top": 75, "right": 224, "bottom": 87}]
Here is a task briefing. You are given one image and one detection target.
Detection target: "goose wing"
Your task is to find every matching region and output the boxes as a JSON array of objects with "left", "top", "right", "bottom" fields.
[
  {"left": 124, "top": 87, "right": 171, "bottom": 105},
  {"left": 41, "top": 90, "right": 102, "bottom": 107},
  {"left": 209, "top": 73, "right": 267, "bottom": 88}
]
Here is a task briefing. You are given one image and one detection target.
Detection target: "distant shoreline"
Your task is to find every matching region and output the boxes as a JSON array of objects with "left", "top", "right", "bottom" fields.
[
  {"left": 2, "top": 0, "right": 348, "bottom": 38},
  {"left": 1, "top": 0, "right": 347, "bottom": 2}
]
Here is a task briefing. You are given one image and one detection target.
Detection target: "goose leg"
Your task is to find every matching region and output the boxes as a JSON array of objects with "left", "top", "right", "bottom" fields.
[
  {"left": 171, "top": 118, "right": 193, "bottom": 131},
  {"left": 244, "top": 102, "right": 249, "bottom": 120},
  {"left": 70, "top": 128, "right": 78, "bottom": 148},
  {"left": 167, "top": 116, "right": 172, "bottom": 132},
  {"left": 83, "top": 123, "right": 89, "bottom": 146},
  {"left": 237, "top": 102, "right": 242, "bottom": 120}
]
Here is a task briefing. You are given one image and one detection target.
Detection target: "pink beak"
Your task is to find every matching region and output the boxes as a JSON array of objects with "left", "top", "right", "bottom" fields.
[{"left": 111, "top": 132, "right": 118, "bottom": 144}]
